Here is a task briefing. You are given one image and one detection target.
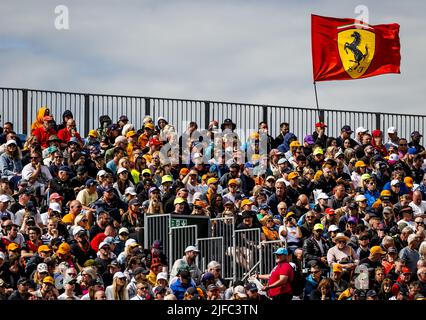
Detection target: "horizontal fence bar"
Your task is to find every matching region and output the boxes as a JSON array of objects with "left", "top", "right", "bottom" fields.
[{"left": 0, "top": 87, "right": 423, "bottom": 148}]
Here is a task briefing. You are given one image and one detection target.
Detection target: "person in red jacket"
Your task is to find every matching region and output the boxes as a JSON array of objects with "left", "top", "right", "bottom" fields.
[
  {"left": 33, "top": 115, "right": 57, "bottom": 149},
  {"left": 57, "top": 119, "right": 83, "bottom": 149},
  {"left": 371, "top": 130, "right": 388, "bottom": 157}
]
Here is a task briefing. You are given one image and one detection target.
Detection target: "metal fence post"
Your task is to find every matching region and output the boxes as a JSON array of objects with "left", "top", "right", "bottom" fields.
[
  {"left": 22, "top": 89, "right": 28, "bottom": 135},
  {"left": 318, "top": 109, "right": 325, "bottom": 123},
  {"left": 84, "top": 94, "right": 90, "bottom": 136},
  {"left": 204, "top": 101, "right": 210, "bottom": 130},
  {"left": 145, "top": 98, "right": 151, "bottom": 116},
  {"left": 262, "top": 105, "right": 268, "bottom": 124},
  {"left": 375, "top": 113, "right": 381, "bottom": 130}
]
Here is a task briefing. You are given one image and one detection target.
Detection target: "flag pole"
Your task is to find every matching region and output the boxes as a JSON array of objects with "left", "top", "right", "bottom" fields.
[{"left": 313, "top": 81, "right": 323, "bottom": 122}]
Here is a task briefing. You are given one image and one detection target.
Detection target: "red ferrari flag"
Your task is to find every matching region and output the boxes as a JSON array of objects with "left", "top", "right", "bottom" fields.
[{"left": 312, "top": 14, "right": 401, "bottom": 81}]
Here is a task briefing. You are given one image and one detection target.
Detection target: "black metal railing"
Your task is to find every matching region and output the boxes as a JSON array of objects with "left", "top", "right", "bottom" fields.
[{"left": 1, "top": 87, "right": 425, "bottom": 144}]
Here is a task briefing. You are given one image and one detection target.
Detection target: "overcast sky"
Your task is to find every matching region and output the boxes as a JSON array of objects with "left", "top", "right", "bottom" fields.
[{"left": 1, "top": 0, "right": 425, "bottom": 114}]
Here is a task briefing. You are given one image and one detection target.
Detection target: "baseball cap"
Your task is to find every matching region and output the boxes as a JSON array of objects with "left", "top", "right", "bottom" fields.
[
  {"left": 0, "top": 194, "right": 10, "bottom": 203},
  {"left": 98, "top": 241, "right": 110, "bottom": 250},
  {"left": 185, "top": 245, "right": 200, "bottom": 253},
  {"left": 161, "top": 175, "right": 173, "bottom": 184},
  {"left": 142, "top": 168, "right": 152, "bottom": 176},
  {"left": 328, "top": 225, "right": 339, "bottom": 232},
  {"left": 341, "top": 125, "right": 353, "bottom": 133},
  {"left": 7, "top": 243, "right": 20, "bottom": 251},
  {"left": 134, "top": 267, "right": 150, "bottom": 276},
  {"left": 6, "top": 140, "right": 17, "bottom": 146},
  {"left": 43, "top": 276, "right": 55, "bottom": 285},
  {"left": 355, "top": 160, "right": 366, "bottom": 168},
  {"left": 156, "top": 272, "right": 168, "bottom": 281},
  {"left": 333, "top": 264, "right": 343, "bottom": 273},
  {"left": 72, "top": 226, "right": 86, "bottom": 237},
  {"left": 366, "top": 290, "right": 378, "bottom": 298},
  {"left": 304, "top": 135, "right": 315, "bottom": 145},
  {"left": 48, "top": 202, "right": 61, "bottom": 212},
  {"left": 315, "top": 122, "right": 327, "bottom": 128},
  {"left": 50, "top": 192, "right": 64, "bottom": 201},
  {"left": 37, "top": 263, "right": 49, "bottom": 273},
  {"left": 324, "top": 208, "right": 336, "bottom": 215},
  {"left": 387, "top": 127, "right": 397, "bottom": 134},
  {"left": 97, "top": 170, "right": 107, "bottom": 177},
  {"left": 288, "top": 172, "right": 299, "bottom": 180},
  {"left": 245, "top": 282, "right": 258, "bottom": 292},
  {"left": 273, "top": 247, "right": 288, "bottom": 255},
  {"left": 355, "top": 194, "right": 367, "bottom": 202},
  {"left": 124, "top": 187, "right": 137, "bottom": 195},
  {"left": 117, "top": 167, "right": 128, "bottom": 175},
  {"left": 118, "top": 227, "right": 129, "bottom": 235},
  {"left": 391, "top": 179, "right": 400, "bottom": 186},
  {"left": 314, "top": 223, "right": 324, "bottom": 231},
  {"left": 174, "top": 197, "right": 185, "bottom": 205},
  {"left": 355, "top": 127, "right": 368, "bottom": 135},
  {"left": 128, "top": 198, "right": 141, "bottom": 206},
  {"left": 85, "top": 178, "right": 97, "bottom": 187},
  {"left": 360, "top": 173, "right": 371, "bottom": 181},
  {"left": 228, "top": 179, "right": 238, "bottom": 186},
  {"left": 317, "top": 192, "right": 329, "bottom": 200},
  {"left": 201, "top": 272, "right": 215, "bottom": 282},
  {"left": 411, "top": 131, "right": 423, "bottom": 138},
  {"left": 313, "top": 148, "right": 324, "bottom": 155},
  {"left": 277, "top": 158, "right": 288, "bottom": 164},
  {"left": 289, "top": 141, "right": 301, "bottom": 148},
  {"left": 240, "top": 199, "right": 253, "bottom": 208},
  {"left": 404, "top": 177, "right": 414, "bottom": 188},
  {"left": 370, "top": 246, "right": 386, "bottom": 255},
  {"left": 347, "top": 217, "right": 358, "bottom": 224},
  {"left": 113, "top": 272, "right": 126, "bottom": 280}
]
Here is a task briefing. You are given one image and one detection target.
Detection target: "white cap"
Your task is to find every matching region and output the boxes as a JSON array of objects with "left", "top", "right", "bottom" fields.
[
  {"left": 355, "top": 195, "right": 367, "bottom": 202},
  {"left": 124, "top": 187, "right": 137, "bottom": 195},
  {"left": 233, "top": 285, "right": 248, "bottom": 298},
  {"left": 37, "top": 263, "right": 48, "bottom": 273},
  {"left": 192, "top": 152, "right": 203, "bottom": 159},
  {"left": 355, "top": 127, "right": 368, "bottom": 135},
  {"left": 317, "top": 192, "right": 329, "bottom": 200},
  {"left": 193, "top": 192, "right": 203, "bottom": 202},
  {"left": 97, "top": 170, "right": 107, "bottom": 177},
  {"left": 391, "top": 179, "right": 400, "bottom": 186},
  {"left": 98, "top": 241, "right": 110, "bottom": 250},
  {"left": 117, "top": 167, "right": 128, "bottom": 175},
  {"left": 156, "top": 272, "right": 168, "bottom": 281},
  {"left": 113, "top": 271, "right": 126, "bottom": 280},
  {"left": 389, "top": 154, "right": 399, "bottom": 162},
  {"left": 119, "top": 227, "right": 129, "bottom": 235},
  {"left": 387, "top": 127, "right": 397, "bottom": 134},
  {"left": 335, "top": 150, "right": 344, "bottom": 158},
  {"left": 5, "top": 140, "right": 17, "bottom": 146},
  {"left": 277, "top": 158, "right": 288, "bottom": 165},
  {"left": 266, "top": 175, "right": 276, "bottom": 181},
  {"left": 185, "top": 245, "right": 200, "bottom": 253},
  {"left": 328, "top": 225, "right": 339, "bottom": 232},
  {"left": 0, "top": 252, "right": 5, "bottom": 260},
  {"left": 72, "top": 226, "right": 86, "bottom": 237},
  {"left": 125, "top": 238, "right": 137, "bottom": 247},
  {"left": 49, "top": 202, "right": 61, "bottom": 212},
  {"left": 0, "top": 194, "right": 10, "bottom": 202}
]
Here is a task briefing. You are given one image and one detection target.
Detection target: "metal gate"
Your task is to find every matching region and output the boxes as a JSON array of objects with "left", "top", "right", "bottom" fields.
[
  {"left": 144, "top": 214, "right": 170, "bottom": 254},
  {"left": 196, "top": 237, "right": 224, "bottom": 273},
  {"left": 259, "top": 240, "right": 287, "bottom": 275},
  {"left": 211, "top": 217, "right": 235, "bottom": 280},
  {"left": 233, "top": 228, "right": 261, "bottom": 282},
  {"left": 169, "top": 225, "right": 197, "bottom": 271}
]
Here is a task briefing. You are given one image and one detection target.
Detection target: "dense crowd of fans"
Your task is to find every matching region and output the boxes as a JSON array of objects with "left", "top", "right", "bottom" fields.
[{"left": 0, "top": 106, "right": 425, "bottom": 301}]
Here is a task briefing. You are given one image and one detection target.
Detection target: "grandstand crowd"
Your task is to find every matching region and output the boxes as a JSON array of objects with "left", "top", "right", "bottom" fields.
[{"left": 0, "top": 106, "right": 425, "bottom": 301}]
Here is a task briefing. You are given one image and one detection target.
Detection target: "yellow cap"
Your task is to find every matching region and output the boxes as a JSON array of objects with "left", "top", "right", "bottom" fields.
[
  {"left": 370, "top": 246, "right": 386, "bottom": 255},
  {"left": 207, "top": 178, "right": 218, "bottom": 185},
  {"left": 250, "top": 132, "right": 260, "bottom": 140},
  {"left": 288, "top": 172, "right": 299, "bottom": 180},
  {"left": 142, "top": 169, "right": 152, "bottom": 176},
  {"left": 43, "top": 276, "right": 55, "bottom": 285},
  {"left": 285, "top": 212, "right": 295, "bottom": 219},
  {"left": 88, "top": 130, "right": 98, "bottom": 138},
  {"left": 240, "top": 199, "right": 253, "bottom": 208},
  {"left": 290, "top": 141, "right": 301, "bottom": 148},
  {"left": 174, "top": 197, "right": 185, "bottom": 205},
  {"left": 313, "top": 148, "right": 323, "bottom": 155},
  {"left": 126, "top": 130, "right": 137, "bottom": 138},
  {"left": 144, "top": 122, "right": 154, "bottom": 130},
  {"left": 333, "top": 264, "right": 343, "bottom": 273},
  {"left": 355, "top": 160, "right": 366, "bottom": 168},
  {"left": 228, "top": 179, "right": 238, "bottom": 186}
]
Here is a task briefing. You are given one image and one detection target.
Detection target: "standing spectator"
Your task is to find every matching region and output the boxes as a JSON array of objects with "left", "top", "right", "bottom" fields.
[{"left": 256, "top": 248, "right": 294, "bottom": 301}]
